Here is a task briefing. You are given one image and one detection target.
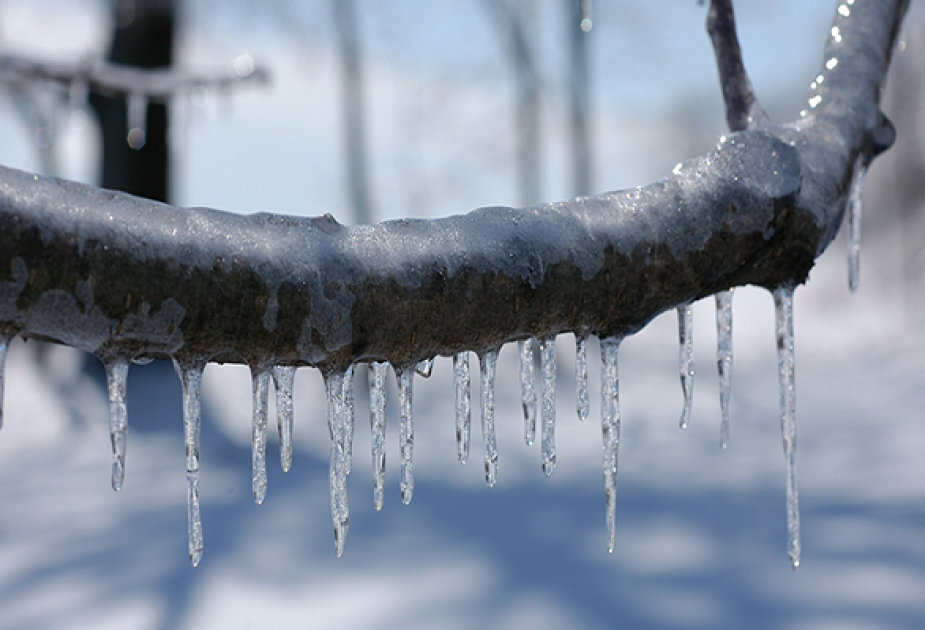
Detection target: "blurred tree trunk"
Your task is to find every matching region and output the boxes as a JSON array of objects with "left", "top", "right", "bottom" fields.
[{"left": 568, "top": 0, "right": 593, "bottom": 197}]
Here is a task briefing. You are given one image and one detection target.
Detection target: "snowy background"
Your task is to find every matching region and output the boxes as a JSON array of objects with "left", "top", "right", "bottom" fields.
[{"left": 1, "top": 1, "right": 925, "bottom": 629}]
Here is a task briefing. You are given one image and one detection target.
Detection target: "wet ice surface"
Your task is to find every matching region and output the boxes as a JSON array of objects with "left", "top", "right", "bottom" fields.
[{"left": 0, "top": 278, "right": 924, "bottom": 629}]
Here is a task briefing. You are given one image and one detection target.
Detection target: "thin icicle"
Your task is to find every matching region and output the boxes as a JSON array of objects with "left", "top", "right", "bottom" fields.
[
  {"left": 173, "top": 359, "right": 205, "bottom": 568},
  {"left": 453, "top": 352, "right": 471, "bottom": 464},
  {"left": 480, "top": 350, "right": 499, "bottom": 487},
  {"left": 715, "top": 290, "right": 734, "bottom": 449},
  {"left": 398, "top": 368, "right": 414, "bottom": 505},
  {"left": 847, "top": 157, "right": 867, "bottom": 293},
  {"left": 105, "top": 357, "right": 130, "bottom": 491},
  {"left": 0, "top": 332, "right": 11, "bottom": 430},
  {"left": 677, "top": 304, "right": 694, "bottom": 429},
  {"left": 600, "top": 336, "right": 623, "bottom": 554},
  {"left": 415, "top": 357, "right": 435, "bottom": 378},
  {"left": 343, "top": 364, "right": 356, "bottom": 476},
  {"left": 126, "top": 92, "right": 148, "bottom": 150},
  {"left": 325, "top": 371, "right": 350, "bottom": 557},
  {"left": 773, "top": 286, "right": 801, "bottom": 569},
  {"left": 369, "top": 362, "right": 388, "bottom": 510},
  {"left": 250, "top": 367, "right": 270, "bottom": 505},
  {"left": 271, "top": 366, "right": 296, "bottom": 473},
  {"left": 519, "top": 338, "right": 537, "bottom": 446},
  {"left": 540, "top": 337, "right": 557, "bottom": 477},
  {"left": 575, "top": 332, "right": 589, "bottom": 423}
]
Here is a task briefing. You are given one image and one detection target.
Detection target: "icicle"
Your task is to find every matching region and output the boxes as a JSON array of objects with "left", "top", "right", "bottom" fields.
[
  {"left": 715, "top": 290, "right": 734, "bottom": 449},
  {"left": 677, "top": 304, "right": 694, "bottom": 429},
  {"left": 415, "top": 357, "right": 435, "bottom": 378},
  {"left": 397, "top": 367, "right": 414, "bottom": 504},
  {"left": 600, "top": 336, "right": 623, "bottom": 554},
  {"left": 105, "top": 357, "right": 130, "bottom": 491},
  {"left": 847, "top": 157, "right": 867, "bottom": 293},
  {"left": 325, "top": 371, "right": 350, "bottom": 557},
  {"left": 271, "top": 366, "right": 296, "bottom": 473},
  {"left": 480, "top": 349, "right": 499, "bottom": 487},
  {"left": 575, "top": 333, "right": 589, "bottom": 423},
  {"left": 173, "top": 359, "right": 205, "bottom": 568},
  {"left": 453, "top": 352, "right": 471, "bottom": 464},
  {"left": 773, "top": 286, "right": 801, "bottom": 569},
  {"left": 126, "top": 92, "right": 148, "bottom": 150},
  {"left": 369, "top": 362, "right": 388, "bottom": 510},
  {"left": 0, "top": 332, "right": 10, "bottom": 430},
  {"left": 343, "top": 364, "right": 356, "bottom": 476},
  {"left": 540, "top": 337, "right": 557, "bottom": 477},
  {"left": 250, "top": 367, "right": 270, "bottom": 505},
  {"left": 519, "top": 338, "right": 537, "bottom": 446}
]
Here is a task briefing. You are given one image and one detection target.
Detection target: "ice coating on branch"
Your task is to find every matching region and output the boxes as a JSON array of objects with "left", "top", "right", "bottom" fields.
[
  {"left": 250, "top": 367, "right": 270, "bottom": 505},
  {"left": 105, "top": 358, "right": 130, "bottom": 491},
  {"left": 343, "top": 364, "right": 356, "bottom": 476},
  {"left": 271, "top": 366, "right": 296, "bottom": 473},
  {"left": 454, "top": 352, "right": 471, "bottom": 464},
  {"left": 847, "top": 157, "right": 867, "bottom": 293},
  {"left": 174, "top": 360, "right": 204, "bottom": 568},
  {"left": 677, "top": 305, "right": 694, "bottom": 429},
  {"left": 715, "top": 290, "right": 734, "bottom": 448},
  {"left": 540, "top": 337, "right": 557, "bottom": 477},
  {"left": 325, "top": 370, "right": 351, "bottom": 557},
  {"left": 398, "top": 368, "right": 414, "bottom": 505},
  {"left": 519, "top": 338, "right": 537, "bottom": 446},
  {"left": 369, "top": 362, "right": 388, "bottom": 510},
  {"left": 126, "top": 92, "right": 148, "bottom": 150},
  {"left": 773, "top": 286, "right": 801, "bottom": 569},
  {"left": 480, "top": 350, "right": 499, "bottom": 486},
  {"left": 575, "top": 333, "right": 590, "bottom": 423},
  {"left": 600, "top": 336, "right": 623, "bottom": 554},
  {"left": 415, "top": 357, "right": 435, "bottom": 378},
  {"left": 0, "top": 332, "right": 10, "bottom": 430}
]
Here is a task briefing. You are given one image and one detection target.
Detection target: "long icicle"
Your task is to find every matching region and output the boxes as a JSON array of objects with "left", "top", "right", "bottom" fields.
[
  {"left": 677, "top": 304, "right": 694, "bottom": 429},
  {"left": 343, "top": 363, "right": 356, "bottom": 476},
  {"left": 540, "top": 337, "right": 557, "bottom": 477},
  {"left": 600, "top": 336, "right": 623, "bottom": 554},
  {"left": 325, "top": 370, "right": 350, "bottom": 557},
  {"left": 454, "top": 351, "right": 471, "bottom": 464},
  {"left": 105, "top": 357, "right": 130, "bottom": 491},
  {"left": 773, "top": 286, "right": 801, "bottom": 569},
  {"left": 481, "top": 349, "right": 499, "bottom": 487},
  {"left": 369, "top": 361, "right": 388, "bottom": 510},
  {"left": 397, "top": 367, "right": 414, "bottom": 504},
  {"left": 575, "top": 332, "right": 590, "bottom": 423},
  {"left": 715, "top": 290, "right": 734, "bottom": 448},
  {"left": 174, "top": 359, "right": 205, "bottom": 568},
  {"left": 847, "top": 156, "right": 867, "bottom": 293},
  {"left": 518, "top": 338, "right": 537, "bottom": 446},
  {"left": 250, "top": 367, "right": 270, "bottom": 505},
  {"left": 0, "top": 332, "right": 10, "bottom": 430},
  {"left": 271, "top": 366, "right": 296, "bottom": 473}
]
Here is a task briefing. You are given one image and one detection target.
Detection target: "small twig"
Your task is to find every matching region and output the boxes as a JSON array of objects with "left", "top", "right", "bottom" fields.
[{"left": 707, "top": 0, "right": 767, "bottom": 131}]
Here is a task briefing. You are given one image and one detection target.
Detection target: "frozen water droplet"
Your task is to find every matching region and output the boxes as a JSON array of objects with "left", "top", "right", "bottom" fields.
[
  {"left": 773, "top": 286, "right": 801, "bottom": 569},
  {"left": 540, "top": 337, "right": 557, "bottom": 477},
  {"left": 600, "top": 336, "right": 623, "bottom": 553},
  {"left": 369, "top": 362, "right": 388, "bottom": 510},
  {"left": 126, "top": 92, "right": 148, "bottom": 150},
  {"left": 677, "top": 304, "right": 694, "bottom": 429},
  {"left": 415, "top": 357, "right": 434, "bottom": 378},
  {"left": 453, "top": 352, "right": 471, "bottom": 464},
  {"left": 343, "top": 364, "right": 356, "bottom": 476},
  {"left": 105, "top": 357, "right": 130, "bottom": 491},
  {"left": 847, "top": 156, "right": 867, "bottom": 293},
  {"left": 575, "top": 333, "right": 590, "bottom": 423},
  {"left": 0, "top": 332, "right": 11, "bottom": 430},
  {"left": 251, "top": 367, "right": 270, "bottom": 505},
  {"left": 325, "top": 370, "right": 351, "bottom": 557},
  {"left": 131, "top": 355, "right": 154, "bottom": 366},
  {"left": 173, "top": 359, "right": 205, "bottom": 568},
  {"left": 271, "top": 366, "right": 296, "bottom": 473},
  {"left": 480, "top": 349, "right": 499, "bottom": 486},
  {"left": 519, "top": 338, "right": 537, "bottom": 446},
  {"left": 398, "top": 367, "right": 414, "bottom": 504},
  {"left": 715, "top": 290, "right": 734, "bottom": 449}
]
